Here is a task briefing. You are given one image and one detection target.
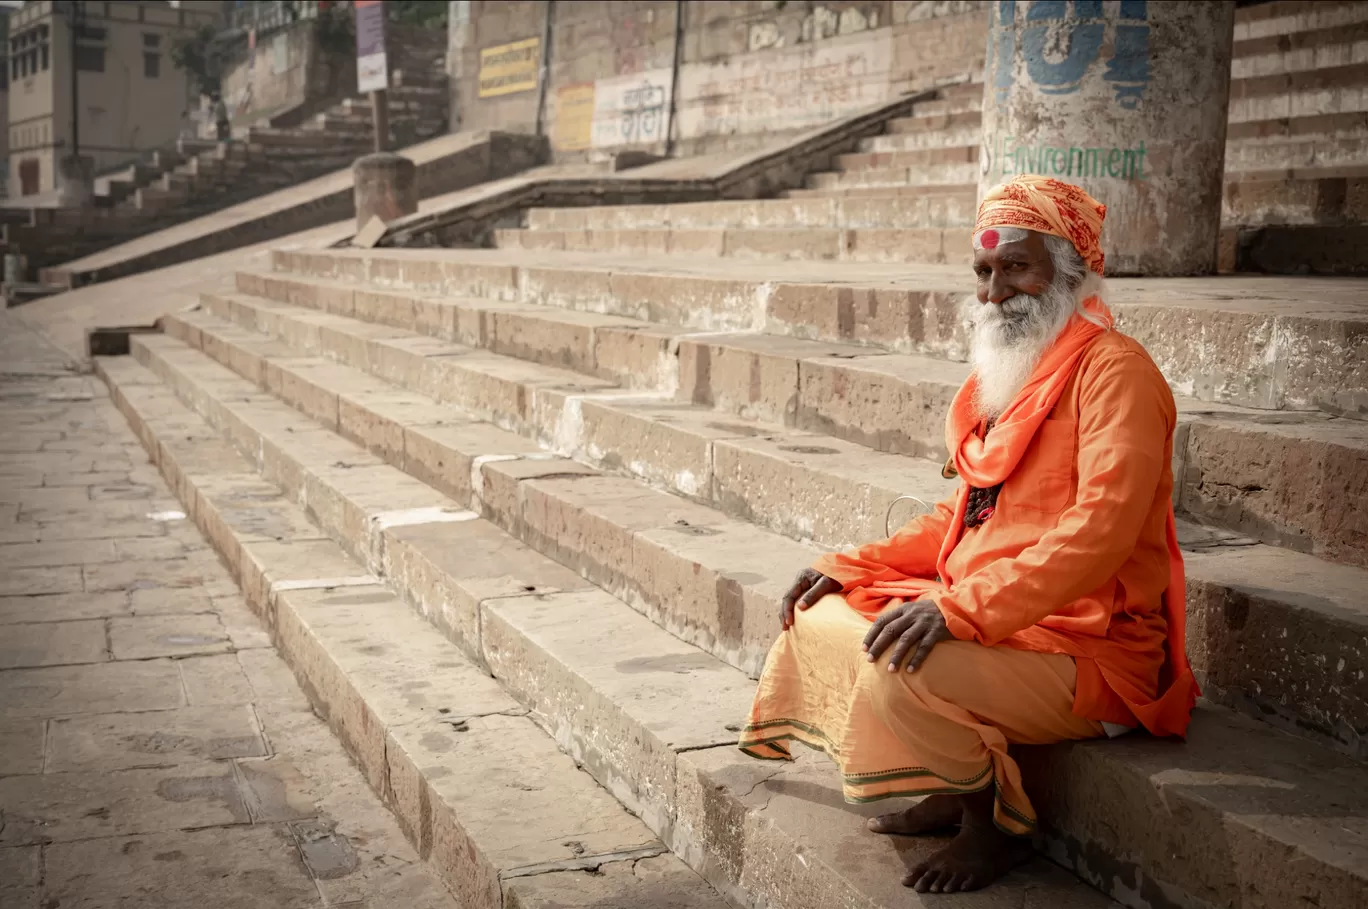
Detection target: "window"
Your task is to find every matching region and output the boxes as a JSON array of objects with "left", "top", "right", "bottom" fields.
[
  {"left": 75, "top": 45, "right": 104, "bottom": 72},
  {"left": 75, "top": 25, "right": 107, "bottom": 42},
  {"left": 143, "top": 52, "right": 159, "bottom": 78},
  {"left": 143, "top": 33, "right": 160, "bottom": 49},
  {"left": 39, "top": 44, "right": 48, "bottom": 71}
]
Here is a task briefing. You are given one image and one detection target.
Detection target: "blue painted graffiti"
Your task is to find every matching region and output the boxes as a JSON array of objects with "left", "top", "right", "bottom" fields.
[
  {"left": 995, "top": 0, "right": 1151, "bottom": 107},
  {"left": 992, "top": 1, "right": 1017, "bottom": 105}
]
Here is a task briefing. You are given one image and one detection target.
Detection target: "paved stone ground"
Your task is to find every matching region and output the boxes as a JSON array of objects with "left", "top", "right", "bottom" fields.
[{"left": 0, "top": 313, "right": 459, "bottom": 909}]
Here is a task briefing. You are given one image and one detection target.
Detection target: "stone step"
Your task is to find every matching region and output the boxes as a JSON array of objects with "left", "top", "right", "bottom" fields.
[
  {"left": 808, "top": 160, "right": 980, "bottom": 189},
  {"left": 1225, "top": 134, "right": 1368, "bottom": 171},
  {"left": 1234, "top": 0, "right": 1368, "bottom": 42},
  {"left": 266, "top": 248, "right": 1368, "bottom": 421},
  {"left": 877, "top": 108, "right": 982, "bottom": 136},
  {"left": 835, "top": 144, "right": 979, "bottom": 174},
  {"left": 1224, "top": 174, "right": 1368, "bottom": 226},
  {"left": 782, "top": 182, "right": 979, "bottom": 200},
  {"left": 494, "top": 226, "right": 971, "bottom": 265},
  {"left": 93, "top": 354, "right": 732, "bottom": 909},
  {"left": 522, "top": 193, "right": 978, "bottom": 232},
  {"left": 114, "top": 329, "right": 1368, "bottom": 909},
  {"left": 1229, "top": 62, "right": 1368, "bottom": 123},
  {"left": 885, "top": 96, "right": 982, "bottom": 123},
  {"left": 102, "top": 339, "right": 1122, "bottom": 909},
  {"left": 1232, "top": 21, "right": 1368, "bottom": 78},
  {"left": 1227, "top": 109, "right": 1368, "bottom": 143},
  {"left": 179, "top": 290, "right": 1368, "bottom": 756},
  {"left": 860, "top": 124, "right": 983, "bottom": 153},
  {"left": 1228, "top": 222, "right": 1368, "bottom": 274}
]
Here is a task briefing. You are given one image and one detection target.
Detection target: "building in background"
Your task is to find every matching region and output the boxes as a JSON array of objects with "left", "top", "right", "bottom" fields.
[
  {"left": 0, "top": 4, "right": 13, "bottom": 197},
  {"left": 7, "top": 0, "right": 219, "bottom": 199}
]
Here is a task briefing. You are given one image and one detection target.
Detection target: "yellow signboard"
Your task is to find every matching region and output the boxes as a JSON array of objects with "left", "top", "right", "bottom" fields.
[
  {"left": 478, "top": 37, "right": 540, "bottom": 98},
  {"left": 552, "top": 83, "right": 596, "bottom": 151}
]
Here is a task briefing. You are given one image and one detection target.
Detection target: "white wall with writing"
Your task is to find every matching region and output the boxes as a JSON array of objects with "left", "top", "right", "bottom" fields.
[
  {"left": 675, "top": 29, "right": 893, "bottom": 142},
  {"left": 589, "top": 68, "right": 675, "bottom": 150}
]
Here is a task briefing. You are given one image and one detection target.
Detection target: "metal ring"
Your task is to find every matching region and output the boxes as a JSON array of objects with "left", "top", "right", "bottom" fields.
[{"left": 885, "top": 495, "right": 931, "bottom": 538}]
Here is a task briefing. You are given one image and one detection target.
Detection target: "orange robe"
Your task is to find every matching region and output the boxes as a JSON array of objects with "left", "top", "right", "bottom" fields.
[
  {"left": 818, "top": 329, "right": 1196, "bottom": 735},
  {"left": 739, "top": 312, "right": 1199, "bottom": 833}
]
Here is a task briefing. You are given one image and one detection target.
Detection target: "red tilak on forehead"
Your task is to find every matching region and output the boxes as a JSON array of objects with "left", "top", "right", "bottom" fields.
[{"left": 979, "top": 229, "right": 1000, "bottom": 249}]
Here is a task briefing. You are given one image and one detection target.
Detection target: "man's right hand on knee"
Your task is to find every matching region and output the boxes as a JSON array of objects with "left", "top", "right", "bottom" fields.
[{"left": 780, "top": 568, "right": 840, "bottom": 631}]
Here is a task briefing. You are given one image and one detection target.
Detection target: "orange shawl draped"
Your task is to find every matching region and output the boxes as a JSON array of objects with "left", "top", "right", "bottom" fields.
[{"left": 833, "top": 299, "right": 1198, "bottom": 738}]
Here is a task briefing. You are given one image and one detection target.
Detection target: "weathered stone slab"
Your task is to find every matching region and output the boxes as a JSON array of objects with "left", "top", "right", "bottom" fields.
[
  {"left": 42, "top": 827, "right": 319, "bottom": 909},
  {"left": 483, "top": 589, "right": 754, "bottom": 840},
  {"left": 0, "top": 845, "right": 40, "bottom": 909},
  {"left": 46, "top": 705, "right": 266, "bottom": 772},
  {"left": 0, "top": 619, "right": 107, "bottom": 669},
  {"left": 108, "top": 613, "right": 232, "bottom": 660},
  {"left": 178, "top": 653, "right": 259, "bottom": 707},
  {"left": 0, "top": 717, "right": 46, "bottom": 776},
  {"left": 0, "top": 659, "right": 185, "bottom": 717},
  {"left": 0, "top": 762, "right": 249, "bottom": 843}
]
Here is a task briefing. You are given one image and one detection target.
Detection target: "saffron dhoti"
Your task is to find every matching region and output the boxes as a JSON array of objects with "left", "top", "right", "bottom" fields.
[{"left": 738, "top": 594, "right": 1104, "bottom": 835}]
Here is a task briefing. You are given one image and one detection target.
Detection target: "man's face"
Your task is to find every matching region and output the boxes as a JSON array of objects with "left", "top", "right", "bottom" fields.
[{"left": 972, "top": 229, "right": 1055, "bottom": 305}]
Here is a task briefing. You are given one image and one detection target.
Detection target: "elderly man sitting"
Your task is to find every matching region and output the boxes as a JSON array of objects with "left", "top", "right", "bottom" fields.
[{"left": 737, "top": 175, "right": 1198, "bottom": 894}]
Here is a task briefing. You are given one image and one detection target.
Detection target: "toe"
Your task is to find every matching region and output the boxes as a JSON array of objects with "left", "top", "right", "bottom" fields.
[{"left": 942, "top": 872, "right": 966, "bottom": 893}]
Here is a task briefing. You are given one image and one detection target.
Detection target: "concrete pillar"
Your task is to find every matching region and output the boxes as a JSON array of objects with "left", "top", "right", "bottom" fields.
[
  {"left": 352, "top": 153, "right": 418, "bottom": 231},
  {"left": 978, "top": 0, "right": 1236, "bottom": 276}
]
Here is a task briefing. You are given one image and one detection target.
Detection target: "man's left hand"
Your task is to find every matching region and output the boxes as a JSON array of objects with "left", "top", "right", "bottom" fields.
[{"left": 862, "top": 598, "right": 954, "bottom": 672}]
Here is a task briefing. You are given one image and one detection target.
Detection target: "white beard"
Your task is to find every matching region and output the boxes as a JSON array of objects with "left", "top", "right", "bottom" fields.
[{"left": 964, "top": 275, "right": 1083, "bottom": 420}]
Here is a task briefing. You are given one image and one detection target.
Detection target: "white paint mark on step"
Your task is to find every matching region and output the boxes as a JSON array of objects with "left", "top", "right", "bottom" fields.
[
  {"left": 147, "top": 510, "right": 187, "bottom": 522},
  {"left": 470, "top": 453, "right": 522, "bottom": 500},
  {"left": 370, "top": 507, "right": 478, "bottom": 531}
]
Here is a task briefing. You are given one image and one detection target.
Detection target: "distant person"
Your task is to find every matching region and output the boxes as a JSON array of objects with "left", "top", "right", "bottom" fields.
[{"left": 212, "top": 93, "right": 230, "bottom": 141}]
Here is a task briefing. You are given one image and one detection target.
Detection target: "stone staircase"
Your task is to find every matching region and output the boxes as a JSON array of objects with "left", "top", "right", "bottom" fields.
[
  {"left": 7, "top": 56, "right": 450, "bottom": 277},
  {"left": 86, "top": 3, "right": 1368, "bottom": 908},
  {"left": 494, "top": 1, "right": 1368, "bottom": 274},
  {"left": 92, "top": 225, "right": 1368, "bottom": 909}
]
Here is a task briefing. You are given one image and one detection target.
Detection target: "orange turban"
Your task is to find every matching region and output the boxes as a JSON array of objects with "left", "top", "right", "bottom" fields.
[{"left": 976, "top": 175, "right": 1107, "bottom": 275}]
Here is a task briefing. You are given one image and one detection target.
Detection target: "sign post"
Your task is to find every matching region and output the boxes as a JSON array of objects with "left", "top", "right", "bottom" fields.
[{"left": 355, "top": 0, "right": 389, "bottom": 152}]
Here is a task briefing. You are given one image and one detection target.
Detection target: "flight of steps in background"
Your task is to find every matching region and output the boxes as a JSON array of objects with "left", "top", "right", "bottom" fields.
[
  {"left": 497, "top": 0, "right": 1368, "bottom": 274},
  {"left": 3, "top": 43, "right": 449, "bottom": 276}
]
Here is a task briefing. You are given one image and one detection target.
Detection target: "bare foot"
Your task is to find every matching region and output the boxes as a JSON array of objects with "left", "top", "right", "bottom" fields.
[
  {"left": 866, "top": 794, "right": 963, "bottom": 835},
  {"left": 901, "top": 823, "right": 1035, "bottom": 893}
]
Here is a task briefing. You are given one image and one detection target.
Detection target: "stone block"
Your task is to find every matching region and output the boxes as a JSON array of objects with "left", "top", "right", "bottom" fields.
[
  {"left": 0, "top": 717, "right": 46, "bottom": 776},
  {"left": 713, "top": 432, "right": 954, "bottom": 548},
  {"left": 0, "top": 620, "right": 108, "bottom": 669},
  {"left": 382, "top": 517, "right": 592, "bottom": 654},
  {"left": 0, "top": 762, "right": 249, "bottom": 843},
  {"left": 592, "top": 324, "right": 680, "bottom": 388},
  {"left": 796, "top": 354, "right": 961, "bottom": 459},
  {"left": 45, "top": 705, "right": 266, "bottom": 772},
  {"left": 43, "top": 826, "right": 320, "bottom": 909},
  {"left": 723, "top": 228, "right": 845, "bottom": 260},
  {"left": 481, "top": 588, "right": 753, "bottom": 840},
  {"left": 107, "top": 614, "right": 232, "bottom": 660}
]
